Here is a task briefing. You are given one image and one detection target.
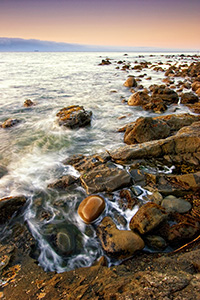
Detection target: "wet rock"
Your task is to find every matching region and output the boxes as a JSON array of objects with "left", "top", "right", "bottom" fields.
[
  {"left": 129, "top": 202, "right": 168, "bottom": 234},
  {"left": 80, "top": 163, "right": 132, "bottom": 194},
  {"left": 42, "top": 223, "right": 82, "bottom": 256},
  {"left": 145, "top": 235, "right": 167, "bottom": 250},
  {"left": 123, "top": 76, "right": 137, "bottom": 88},
  {"left": 96, "top": 216, "right": 145, "bottom": 259},
  {"left": 124, "top": 116, "right": 171, "bottom": 145},
  {"left": 180, "top": 92, "right": 199, "bottom": 104},
  {"left": 128, "top": 90, "right": 150, "bottom": 106},
  {"left": 56, "top": 105, "right": 92, "bottom": 129},
  {"left": 47, "top": 174, "right": 79, "bottom": 189},
  {"left": 0, "top": 118, "right": 20, "bottom": 128},
  {"left": 0, "top": 165, "right": 8, "bottom": 178},
  {"left": 119, "top": 189, "right": 138, "bottom": 210},
  {"left": 0, "top": 196, "right": 27, "bottom": 224},
  {"left": 161, "top": 195, "right": 192, "bottom": 213},
  {"left": 195, "top": 87, "right": 200, "bottom": 97},
  {"left": 78, "top": 195, "right": 105, "bottom": 224},
  {"left": 23, "top": 99, "right": 35, "bottom": 107},
  {"left": 147, "top": 191, "right": 163, "bottom": 205}
]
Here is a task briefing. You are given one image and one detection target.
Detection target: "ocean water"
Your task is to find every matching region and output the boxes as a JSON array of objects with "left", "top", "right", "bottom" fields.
[{"left": 0, "top": 52, "right": 196, "bottom": 272}]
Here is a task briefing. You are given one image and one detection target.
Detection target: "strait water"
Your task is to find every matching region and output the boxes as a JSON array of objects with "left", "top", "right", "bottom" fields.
[{"left": 0, "top": 52, "right": 196, "bottom": 272}]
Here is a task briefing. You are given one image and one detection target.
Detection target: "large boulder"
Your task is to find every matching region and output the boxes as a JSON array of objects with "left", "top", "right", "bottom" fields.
[
  {"left": 129, "top": 202, "right": 168, "bottom": 234},
  {"left": 96, "top": 216, "right": 145, "bottom": 259},
  {"left": 56, "top": 105, "right": 92, "bottom": 129},
  {"left": 78, "top": 195, "right": 105, "bottom": 224},
  {"left": 124, "top": 117, "right": 171, "bottom": 145},
  {"left": 0, "top": 195, "right": 27, "bottom": 224}
]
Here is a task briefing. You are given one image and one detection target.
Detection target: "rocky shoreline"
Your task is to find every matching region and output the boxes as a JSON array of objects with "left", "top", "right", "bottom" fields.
[{"left": 0, "top": 55, "right": 200, "bottom": 299}]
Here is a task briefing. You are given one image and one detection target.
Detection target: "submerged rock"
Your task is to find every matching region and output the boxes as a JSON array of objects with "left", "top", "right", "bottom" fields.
[
  {"left": 0, "top": 195, "right": 27, "bottom": 224},
  {"left": 47, "top": 174, "right": 79, "bottom": 189},
  {"left": 56, "top": 105, "right": 92, "bottom": 129},
  {"left": 78, "top": 195, "right": 105, "bottom": 224},
  {"left": 96, "top": 216, "right": 145, "bottom": 259},
  {"left": 0, "top": 165, "right": 8, "bottom": 178}
]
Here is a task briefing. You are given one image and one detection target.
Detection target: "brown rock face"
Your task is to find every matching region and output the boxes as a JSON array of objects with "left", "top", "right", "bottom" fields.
[
  {"left": 78, "top": 195, "right": 105, "bottom": 224},
  {"left": 123, "top": 76, "right": 137, "bottom": 88},
  {"left": 128, "top": 91, "right": 150, "bottom": 106},
  {"left": 96, "top": 216, "right": 145, "bottom": 259},
  {"left": 181, "top": 92, "right": 199, "bottom": 104},
  {"left": 56, "top": 105, "right": 92, "bottom": 129},
  {"left": 124, "top": 117, "right": 171, "bottom": 145},
  {"left": 129, "top": 202, "right": 168, "bottom": 234},
  {"left": 80, "top": 163, "right": 132, "bottom": 194}
]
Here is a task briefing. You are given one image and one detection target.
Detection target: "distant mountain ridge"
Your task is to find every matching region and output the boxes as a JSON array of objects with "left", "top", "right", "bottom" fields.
[{"left": 0, "top": 37, "right": 195, "bottom": 52}]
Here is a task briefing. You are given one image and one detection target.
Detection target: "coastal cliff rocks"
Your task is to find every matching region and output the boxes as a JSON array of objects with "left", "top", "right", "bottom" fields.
[
  {"left": 96, "top": 216, "right": 145, "bottom": 259},
  {"left": 0, "top": 196, "right": 27, "bottom": 224},
  {"left": 78, "top": 195, "right": 105, "bottom": 224},
  {"left": 110, "top": 121, "right": 200, "bottom": 164},
  {"left": 0, "top": 118, "right": 20, "bottom": 128},
  {"left": 122, "top": 113, "right": 200, "bottom": 145},
  {"left": 56, "top": 105, "right": 92, "bottom": 129},
  {"left": 124, "top": 116, "right": 171, "bottom": 145}
]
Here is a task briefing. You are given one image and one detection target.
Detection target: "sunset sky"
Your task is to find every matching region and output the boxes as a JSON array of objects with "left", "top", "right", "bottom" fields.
[{"left": 0, "top": 0, "right": 200, "bottom": 50}]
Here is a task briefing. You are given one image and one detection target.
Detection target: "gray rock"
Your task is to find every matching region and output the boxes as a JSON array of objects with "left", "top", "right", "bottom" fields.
[{"left": 161, "top": 195, "right": 192, "bottom": 213}]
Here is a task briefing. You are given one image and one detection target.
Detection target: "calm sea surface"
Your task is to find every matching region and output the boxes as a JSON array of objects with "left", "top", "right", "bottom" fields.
[{"left": 0, "top": 52, "right": 195, "bottom": 272}]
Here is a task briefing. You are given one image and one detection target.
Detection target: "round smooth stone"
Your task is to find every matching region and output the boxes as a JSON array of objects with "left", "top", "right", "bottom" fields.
[{"left": 78, "top": 195, "right": 105, "bottom": 224}]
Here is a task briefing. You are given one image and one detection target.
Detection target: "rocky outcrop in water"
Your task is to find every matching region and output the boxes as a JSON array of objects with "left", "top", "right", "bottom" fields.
[
  {"left": 23, "top": 99, "right": 35, "bottom": 107},
  {"left": 0, "top": 118, "right": 21, "bottom": 128},
  {"left": 56, "top": 105, "right": 92, "bottom": 129}
]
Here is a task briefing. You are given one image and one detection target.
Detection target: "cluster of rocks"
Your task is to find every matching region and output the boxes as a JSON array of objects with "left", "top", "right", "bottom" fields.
[
  {"left": 45, "top": 114, "right": 200, "bottom": 259},
  {"left": 1, "top": 55, "right": 200, "bottom": 299}
]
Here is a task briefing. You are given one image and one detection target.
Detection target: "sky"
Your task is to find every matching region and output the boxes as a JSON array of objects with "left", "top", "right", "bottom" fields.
[{"left": 0, "top": 0, "right": 200, "bottom": 50}]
